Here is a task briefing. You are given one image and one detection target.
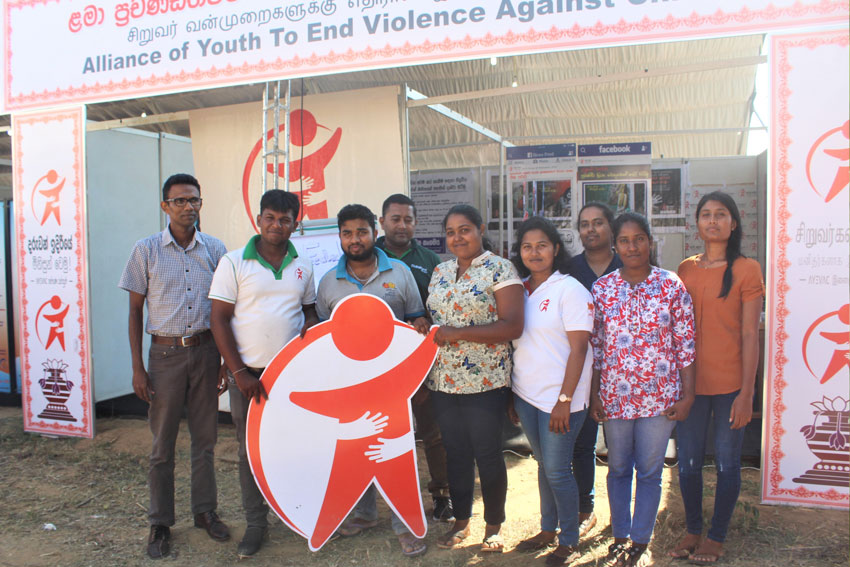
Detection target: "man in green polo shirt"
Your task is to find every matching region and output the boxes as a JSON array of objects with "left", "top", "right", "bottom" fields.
[
  {"left": 376, "top": 194, "right": 453, "bottom": 523},
  {"left": 209, "top": 190, "right": 318, "bottom": 558}
]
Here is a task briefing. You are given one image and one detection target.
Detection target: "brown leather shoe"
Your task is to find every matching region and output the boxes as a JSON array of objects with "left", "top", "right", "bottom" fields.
[
  {"left": 147, "top": 525, "right": 171, "bottom": 559},
  {"left": 194, "top": 510, "right": 231, "bottom": 541}
]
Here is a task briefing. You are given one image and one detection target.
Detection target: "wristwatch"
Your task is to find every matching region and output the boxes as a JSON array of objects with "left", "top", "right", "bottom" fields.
[{"left": 558, "top": 394, "right": 572, "bottom": 403}]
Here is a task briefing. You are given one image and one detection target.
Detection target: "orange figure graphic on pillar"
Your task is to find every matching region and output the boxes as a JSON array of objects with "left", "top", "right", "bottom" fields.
[
  {"left": 806, "top": 120, "right": 849, "bottom": 203},
  {"left": 803, "top": 304, "right": 850, "bottom": 385},
  {"left": 36, "top": 295, "right": 69, "bottom": 351},
  {"left": 31, "top": 169, "right": 65, "bottom": 226}
]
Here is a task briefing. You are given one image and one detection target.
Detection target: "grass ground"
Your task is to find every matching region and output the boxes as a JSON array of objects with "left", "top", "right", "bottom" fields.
[{"left": 0, "top": 406, "right": 846, "bottom": 567}]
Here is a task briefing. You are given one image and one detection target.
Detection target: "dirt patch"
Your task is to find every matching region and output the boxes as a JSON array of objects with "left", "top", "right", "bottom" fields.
[{"left": 0, "top": 407, "right": 846, "bottom": 567}]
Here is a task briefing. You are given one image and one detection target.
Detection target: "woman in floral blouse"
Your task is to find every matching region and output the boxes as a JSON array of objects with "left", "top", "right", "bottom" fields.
[
  {"left": 426, "top": 204, "right": 524, "bottom": 554},
  {"left": 589, "top": 212, "right": 696, "bottom": 567}
]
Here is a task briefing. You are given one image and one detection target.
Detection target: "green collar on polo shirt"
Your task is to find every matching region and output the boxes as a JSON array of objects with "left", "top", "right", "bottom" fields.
[{"left": 243, "top": 235, "right": 298, "bottom": 280}]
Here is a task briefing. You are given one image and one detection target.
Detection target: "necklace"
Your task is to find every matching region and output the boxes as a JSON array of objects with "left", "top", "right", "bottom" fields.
[{"left": 347, "top": 258, "right": 377, "bottom": 284}]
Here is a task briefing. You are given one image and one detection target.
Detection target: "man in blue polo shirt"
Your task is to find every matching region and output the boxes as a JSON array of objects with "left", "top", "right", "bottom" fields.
[
  {"left": 376, "top": 194, "right": 453, "bottom": 524},
  {"left": 209, "top": 190, "right": 318, "bottom": 557},
  {"left": 568, "top": 201, "right": 623, "bottom": 538},
  {"left": 317, "top": 203, "right": 429, "bottom": 558}
]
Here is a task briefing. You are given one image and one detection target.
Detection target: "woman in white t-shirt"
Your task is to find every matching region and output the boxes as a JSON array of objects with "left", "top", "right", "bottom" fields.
[{"left": 509, "top": 217, "right": 594, "bottom": 567}]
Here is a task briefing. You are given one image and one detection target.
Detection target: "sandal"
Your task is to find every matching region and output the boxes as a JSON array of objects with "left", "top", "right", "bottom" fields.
[
  {"left": 515, "top": 532, "right": 557, "bottom": 552},
  {"left": 604, "top": 541, "right": 629, "bottom": 567},
  {"left": 480, "top": 533, "right": 504, "bottom": 553},
  {"left": 579, "top": 512, "right": 598, "bottom": 538},
  {"left": 618, "top": 543, "right": 651, "bottom": 567},
  {"left": 689, "top": 539, "right": 724, "bottom": 564},
  {"left": 545, "top": 545, "right": 581, "bottom": 566},
  {"left": 335, "top": 517, "right": 378, "bottom": 537},
  {"left": 436, "top": 526, "right": 470, "bottom": 549},
  {"left": 397, "top": 532, "right": 427, "bottom": 558},
  {"left": 668, "top": 534, "right": 702, "bottom": 559}
]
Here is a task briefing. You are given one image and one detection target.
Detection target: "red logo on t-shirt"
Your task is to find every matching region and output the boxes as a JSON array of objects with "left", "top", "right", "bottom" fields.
[
  {"left": 539, "top": 299, "right": 550, "bottom": 312},
  {"left": 296, "top": 268, "right": 303, "bottom": 280}
]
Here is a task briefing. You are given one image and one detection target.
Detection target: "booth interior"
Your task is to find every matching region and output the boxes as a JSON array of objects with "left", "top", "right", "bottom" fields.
[{"left": 0, "top": 35, "right": 769, "bottom": 455}]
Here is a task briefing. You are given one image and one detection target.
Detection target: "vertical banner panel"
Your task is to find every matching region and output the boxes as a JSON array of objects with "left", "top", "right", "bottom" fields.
[
  {"left": 12, "top": 107, "right": 93, "bottom": 439},
  {"left": 764, "top": 30, "right": 849, "bottom": 508}
]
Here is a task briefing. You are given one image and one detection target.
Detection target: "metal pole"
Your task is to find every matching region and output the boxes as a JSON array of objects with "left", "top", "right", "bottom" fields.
[
  {"left": 272, "top": 81, "right": 280, "bottom": 191},
  {"left": 261, "top": 83, "right": 268, "bottom": 193}
]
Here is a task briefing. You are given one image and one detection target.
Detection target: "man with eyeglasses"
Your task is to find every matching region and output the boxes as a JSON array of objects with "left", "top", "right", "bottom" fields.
[{"left": 119, "top": 173, "right": 230, "bottom": 559}]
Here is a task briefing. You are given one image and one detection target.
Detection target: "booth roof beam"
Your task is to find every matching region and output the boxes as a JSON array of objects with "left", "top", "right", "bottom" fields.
[
  {"left": 85, "top": 111, "right": 189, "bottom": 131},
  {"left": 406, "top": 87, "right": 514, "bottom": 148},
  {"left": 406, "top": 56, "right": 767, "bottom": 108},
  {"left": 508, "top": 126, "right": 767, "bottom": 142}
]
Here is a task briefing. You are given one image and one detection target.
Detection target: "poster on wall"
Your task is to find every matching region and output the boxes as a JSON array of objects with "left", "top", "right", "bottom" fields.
[
  {"left": 409, "top": 169, "right": 477, "bottom": 254},
  {"left": 652, "top": 166, "right": 687, "bottom": 233},
  {"left": 12, "top": 107, "right": 93, "bottom": 438},
  {"left": 578, "top": 143, "right": 652, "bottom": 217},
  {"left": 189, "top": 86, "right": 405, "bottom": 252},
  {"left": 504, "top": 144, "right": 578, "bottom": 251},
  {"left": 763, "top": 29, "right": 849, "bottom": 509}
]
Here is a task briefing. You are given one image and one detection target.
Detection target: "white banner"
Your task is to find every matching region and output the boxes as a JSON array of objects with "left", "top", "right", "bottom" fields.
[
  {"left": 189, "top": 85, "right": 405, "bottom": 251},
  {"left": 12, "top": 107, "right": 94, "bottom": 439},
  {"left": 4, "top": 0, "right": 849, "bottom": 111},
  {"left": 763, "top": 30, "right": 849, "bottom": 509}
]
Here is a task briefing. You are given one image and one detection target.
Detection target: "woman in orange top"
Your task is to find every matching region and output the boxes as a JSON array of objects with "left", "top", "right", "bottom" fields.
[{"left": 669, "top": 192, "right": 764, "bottom": 564}]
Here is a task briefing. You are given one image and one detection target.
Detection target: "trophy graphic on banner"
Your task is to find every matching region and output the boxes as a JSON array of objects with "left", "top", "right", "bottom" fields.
[
  {"left": 36, "top": 359, "right": 76, "bottom": 422},
  {"left": 794, "top": 396, "right": 850, "bottom": 487}
]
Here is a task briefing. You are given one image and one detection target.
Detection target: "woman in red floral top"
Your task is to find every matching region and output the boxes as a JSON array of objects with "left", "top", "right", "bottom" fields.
[{"left": 589, "top": 213, "right": 696, "bottom": 567}]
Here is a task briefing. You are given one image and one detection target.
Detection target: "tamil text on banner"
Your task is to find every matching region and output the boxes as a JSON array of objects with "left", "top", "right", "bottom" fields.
[
  {"left": 189, "top": 86, "right": 405, "bottom": 252},
  {"left": 246, "top": 294, "right": 439, "bottom": 551},
  {"left": 763, "top": 29, "right": 849, "bottom": 509},
  {"left": 12, "top": 107, "right": 94, "bottom": 439},
  {"left": 4, "top": 0, "right": 849, "bottom": 111}
]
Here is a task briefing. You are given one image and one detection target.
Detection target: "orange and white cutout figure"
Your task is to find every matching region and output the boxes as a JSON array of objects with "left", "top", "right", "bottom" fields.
[{"left": 245, "top": 294, "right": 439, "bottom": 551}]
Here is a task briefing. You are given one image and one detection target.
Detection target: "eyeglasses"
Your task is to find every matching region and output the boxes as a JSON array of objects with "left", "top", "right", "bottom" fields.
[{"left": 164, "top": 197, "right": 203, "bottom": 208}]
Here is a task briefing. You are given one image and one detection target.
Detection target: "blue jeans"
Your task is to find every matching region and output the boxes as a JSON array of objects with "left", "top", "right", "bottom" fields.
[
  {"left": 514, "top": 395, "right": 586, "bottom": 546},
  {"left": 573, "top": 414, "right": 599, "bottom": 514},
  {"left": 430, "top": 388, "right": 508, "bottom": 525},
  {"left": 604, "top": 415, "right": 675, "bottom": 544},
  {"left": 676, "top": 390, "right": 745, "bottom": 543}
]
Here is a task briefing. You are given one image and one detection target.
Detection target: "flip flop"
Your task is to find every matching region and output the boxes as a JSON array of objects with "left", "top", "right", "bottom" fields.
[
  {"left": 398, "top": 533, "right": 427, "bottom": 558},
  {"left": 335, "top": 517, "right": 378, "bottom": 537},
  {"left": 436, "top": 527, "right": 469, "bottom": 549},
  {"left": 481, "top": 533, "right": 504, "bottom": 553},
  {"left": 688, "top": 540, "right": 724, "bottom": 564},
  {"left": 668, "top": 535, "right": 701, "bottom": 560},
  {"left": 515, "top": 533, "right": 557, "bottom": 552}
]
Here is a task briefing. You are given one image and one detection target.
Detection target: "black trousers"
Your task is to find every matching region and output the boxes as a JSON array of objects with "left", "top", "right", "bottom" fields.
[{"left": 430, "top": 388, "right": 508, "bottom": 525}]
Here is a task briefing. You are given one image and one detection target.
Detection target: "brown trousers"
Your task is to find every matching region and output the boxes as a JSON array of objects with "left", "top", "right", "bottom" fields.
[{"left": 147, "top": 340, "right": 220, "bottom": 526}]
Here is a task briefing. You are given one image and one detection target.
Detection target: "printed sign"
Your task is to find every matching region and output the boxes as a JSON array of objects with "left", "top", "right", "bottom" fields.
[
  {"left": 410, "top": 169, "right": 477, "bottom": 254},
  {"left": 12, "top": 107, "right": 93, "bottom": 438},
  {"left": 245, "top": 294, "right": 439, "bottom": 550},
  {"left": 763, "top": 30, "right": 849, "bottom": 509},
  {"left": 4, "top": 0, "right": 849, "bottom": 111},
  {"left": 578, "top": 142, "right": 652, "bottom": 217}
]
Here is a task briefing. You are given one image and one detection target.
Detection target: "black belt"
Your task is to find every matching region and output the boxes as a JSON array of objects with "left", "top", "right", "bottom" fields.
[{"left": 151, "top": 330, "right": 213, "bottom": 347}]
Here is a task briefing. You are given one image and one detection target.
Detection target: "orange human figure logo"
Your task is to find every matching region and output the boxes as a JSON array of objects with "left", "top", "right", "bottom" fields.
[
  {"left": 242, "top": 109, "right": 342, "bottom": 230},
  {"left": 806, "top": 120, "right": 849, "bottom": 203},
  {"left": 35, "top": 295, "right": 69, "bottom": 351},
  {"left": 245, "top": 294, "right": 439, "bottom": 551},
  {"left": 802, "top": 304, "right": 849, "bottom": 384},
  {"left": 31, "top": 169, "right": 65, "bottom": 226}
]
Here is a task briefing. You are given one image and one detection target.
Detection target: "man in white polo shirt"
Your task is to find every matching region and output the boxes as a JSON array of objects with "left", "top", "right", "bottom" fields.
[{"left": 209, "top": 190, "right": 318, "bottom": 558}]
